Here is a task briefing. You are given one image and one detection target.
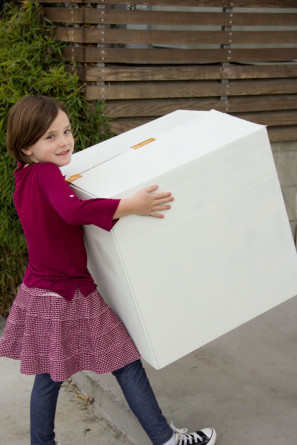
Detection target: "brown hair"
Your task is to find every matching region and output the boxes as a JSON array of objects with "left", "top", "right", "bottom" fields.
[{"left": 6, "top": 95, "right": 70, "bottom": 164}]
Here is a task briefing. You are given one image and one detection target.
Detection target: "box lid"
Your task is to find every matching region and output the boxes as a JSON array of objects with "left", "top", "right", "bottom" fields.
[{"left": 62, "top": 110, "right": 264, "bottom": 198}]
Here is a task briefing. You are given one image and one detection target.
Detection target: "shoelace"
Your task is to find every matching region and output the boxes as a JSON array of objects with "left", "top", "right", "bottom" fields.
[{"left": 170, "top": 423, "right": 207, "bottom": 445}]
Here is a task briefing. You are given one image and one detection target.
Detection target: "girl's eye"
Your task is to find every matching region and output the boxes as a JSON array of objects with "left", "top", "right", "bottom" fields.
[
  {"left": 65, "top": 129, "right": 72, "bottom": 135},
  {"left": 46, "top": 134, "right": 55, "bottom": 140}
]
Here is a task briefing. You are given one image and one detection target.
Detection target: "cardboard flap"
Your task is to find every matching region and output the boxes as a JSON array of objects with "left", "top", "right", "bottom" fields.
[
  {"left": 61, "top": 109, "right": 206, "bottom": 179},
  {"left": 65, "top": 110, "right": 265, "bottom": 198}
]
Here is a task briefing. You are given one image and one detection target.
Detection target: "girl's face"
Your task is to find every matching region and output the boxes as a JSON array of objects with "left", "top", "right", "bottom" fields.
[{"left": 22, "top": 109, "right": 74, "bottom": 167}]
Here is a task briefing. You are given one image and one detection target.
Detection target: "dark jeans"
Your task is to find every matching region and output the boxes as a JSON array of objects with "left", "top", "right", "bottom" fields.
[
  {"left": 30, "top": 359, "right": 173, "bottom": 445},
  {"left": 30, "top": 372, "right": 62, "bottom": 445}
]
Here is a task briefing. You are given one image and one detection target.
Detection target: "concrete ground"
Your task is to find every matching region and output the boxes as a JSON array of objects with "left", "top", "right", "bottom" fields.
[{"left": 1, "top": 295, "right": 297, "bottom": 445}]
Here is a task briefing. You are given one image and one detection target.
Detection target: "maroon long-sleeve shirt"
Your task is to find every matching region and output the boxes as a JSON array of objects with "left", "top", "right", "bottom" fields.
[{"left": 14, "top": 162, "right": 120, "bottom": 300}]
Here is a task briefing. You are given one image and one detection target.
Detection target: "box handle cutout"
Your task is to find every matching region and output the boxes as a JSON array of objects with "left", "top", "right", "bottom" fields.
[{"left": 131, "top": 138, "right": 156, "bottom": 150}]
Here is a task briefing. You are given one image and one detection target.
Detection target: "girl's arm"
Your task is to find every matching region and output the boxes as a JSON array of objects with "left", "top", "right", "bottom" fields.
[
  {"left": 114, "top": 185, "right": 174, "bottom": 219},
  {"left": 37, "top": 163, "right": 173, "bottom": 231}
]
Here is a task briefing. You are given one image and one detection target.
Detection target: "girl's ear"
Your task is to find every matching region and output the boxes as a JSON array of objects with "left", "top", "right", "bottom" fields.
[{"left": 21, "top": 147, "right": 32, "bottom": 156}]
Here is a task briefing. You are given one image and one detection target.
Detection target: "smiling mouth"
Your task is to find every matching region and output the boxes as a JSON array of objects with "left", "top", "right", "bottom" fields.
[{"left": 57, "top": 149, "right": 71, "bottom": 156}]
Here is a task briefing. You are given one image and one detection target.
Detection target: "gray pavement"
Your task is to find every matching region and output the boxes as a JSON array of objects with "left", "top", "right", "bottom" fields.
[{"left": 1, "top": 294, "right": 297, "bottom": 445}]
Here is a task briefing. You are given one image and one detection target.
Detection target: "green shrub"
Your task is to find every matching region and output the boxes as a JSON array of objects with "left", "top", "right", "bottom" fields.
[{"left": 0, "top": 0, "right": 111, "bottom": 317}]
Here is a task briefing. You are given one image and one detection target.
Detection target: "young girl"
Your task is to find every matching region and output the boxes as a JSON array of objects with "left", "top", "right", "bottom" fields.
[{"left": 0, "top": 96, "right": 216, "bottom": 445}]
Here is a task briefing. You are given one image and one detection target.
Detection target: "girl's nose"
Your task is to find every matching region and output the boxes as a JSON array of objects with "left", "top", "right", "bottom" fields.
[{"left": 59, "top": 135, "right": 68, "bottom": 147}]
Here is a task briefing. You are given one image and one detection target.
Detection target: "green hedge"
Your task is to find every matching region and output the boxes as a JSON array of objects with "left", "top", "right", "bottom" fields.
[{"left": 0, "top": 1, "right": 111, "bottom": 317}]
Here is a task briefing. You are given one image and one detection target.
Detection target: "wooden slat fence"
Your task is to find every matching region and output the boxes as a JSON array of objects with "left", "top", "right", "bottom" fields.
[{"left": 39, "top": 0, "right": 297, "bottom": 142}]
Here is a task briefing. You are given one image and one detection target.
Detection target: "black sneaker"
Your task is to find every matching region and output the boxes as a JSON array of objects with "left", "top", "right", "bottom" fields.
[{"left": 171, "top": 423, "right": 217, "bottom": 445}]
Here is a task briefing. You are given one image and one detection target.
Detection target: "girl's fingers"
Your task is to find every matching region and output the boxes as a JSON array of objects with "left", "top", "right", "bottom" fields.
[
  {"left": 150, "top": 212, "right": 165, "bottom": 219},
  {"left": 153, "top": 204, "right": 171, "bottom": 211},
  {"left": 144, "top": 184, "right": 159, "bottom": 193},
  {"left": 136, "top": 186, "right": 174, "bottom": 217},
  {"left": 152, "top": 193, "right": 174, "bottom": 203},
  {"left": 154, "top": 192, "right": 173, "bottom": 199},
  {"left": 143, "top": 186, "right": 173, "bottom": 200},
  {"left": 156, "top": 196, "right": 174, "bottom": 204}
]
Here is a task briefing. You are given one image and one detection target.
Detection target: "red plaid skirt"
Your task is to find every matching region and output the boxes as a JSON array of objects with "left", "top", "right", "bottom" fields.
[{"left": 0, "top": 284, "right": 140, "bottom": 381}]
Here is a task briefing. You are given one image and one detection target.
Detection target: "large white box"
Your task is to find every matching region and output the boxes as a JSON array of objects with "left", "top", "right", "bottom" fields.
[{"left": 61, "top": 110, "right": 297, "bottom": 369}]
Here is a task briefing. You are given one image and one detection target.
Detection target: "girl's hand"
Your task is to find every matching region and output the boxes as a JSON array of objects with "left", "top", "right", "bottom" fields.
[{"left": 114, "top": 185, "right": 174, "bottom": 219}]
